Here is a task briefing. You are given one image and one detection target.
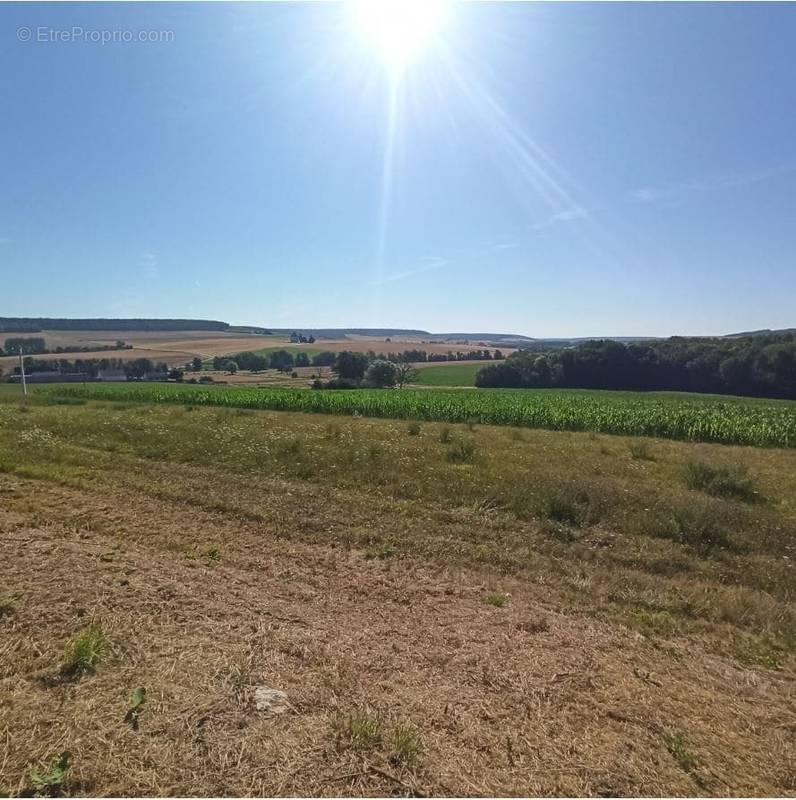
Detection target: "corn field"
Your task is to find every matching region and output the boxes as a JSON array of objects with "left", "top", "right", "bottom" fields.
[{"left": 40, "top": 383, "right": 796, "bottom": 447}]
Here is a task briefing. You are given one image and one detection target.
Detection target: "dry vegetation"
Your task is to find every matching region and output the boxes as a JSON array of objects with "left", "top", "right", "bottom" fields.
[{"left": 0, "top": 394, "right": 794, "bottom": 796}]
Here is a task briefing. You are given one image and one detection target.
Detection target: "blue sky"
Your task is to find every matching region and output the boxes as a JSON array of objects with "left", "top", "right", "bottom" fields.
[{"left": 1, "top": 2, "right": 794, "bottom": 337}]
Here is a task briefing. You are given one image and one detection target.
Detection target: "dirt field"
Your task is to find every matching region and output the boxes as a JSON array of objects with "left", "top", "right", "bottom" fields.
[{"left": 0, "top": 396, "right": 794, "bottom": 796}]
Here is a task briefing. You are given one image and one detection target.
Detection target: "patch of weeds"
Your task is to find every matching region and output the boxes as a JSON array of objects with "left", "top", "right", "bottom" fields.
[
  {"left": 644, "top": 504, "right": 735, "bottom": 555},
  {"left": 333, "top": 710, "right": 383, "bottom": 750},
  {"left": 274, "top": 435, "right": 304, "bottom": 457},
  {"left": 29, "top": 751, "right": 71, "bottom": 796},
  {"left": 544, "top": 493, "right": 579, "bottom": 525},
  {"left": 465, "top": 416, "right": 478, "bottom": 432},
  {"left": 662, "top": 730, "right": 698, "bottom": 772},
  {"left": 731, "top": 635, "right": 785, "bottom": 670},
  {"left": 509, "top": 428, "right": 526, "bottom": 442},
  {"left": 390, "top": 723, "right": 424, "bottom": 766},
  {"left": 446, "top": 438, "right": 478, "bottom": 463},
  {"left": 627, "top": 609, "right": 680, "bottom": 637},
  {"left": 483, "top": 593, "right": 509, "bottom": 608},
  {"left": 684, "top": 461, "right": 758, "bottom": 502},
  {"left": 516, "top": 618, "right": 549, "bottom": 634},
  {"left": 62, "top": 624, "right": 110, "bottom": 678},
  {"left": 324, "top": 423, "right": 342, "bottom": 440},
  {"left": 406, "top": 421, "right": 421, "bottom": 436},
  {"left": 367, "top": 443, "right": 383, "bottom": 460},
  {"left": 0, "top": 596, "right": 17, "bottom": 618},
  {"left": 365, "top": 541, "right": 397, "bottom": 560},
  {"left": 123, "top": 687, "right": 147, "bottom": 730},
  {"left": 540, "top": 483, "right": 611, "bottom": 528},
  {"left": 202, "top": 546, "right": 221, "bottom": 565},
  {"left": 438, "top": 426, "right": 452, "bottom": 444},
  {"left": 540, "top": 519, "right": 580, "bottom": 543},
  {"left": 629, "top": 441, "right": 654, "bottom": 460}
]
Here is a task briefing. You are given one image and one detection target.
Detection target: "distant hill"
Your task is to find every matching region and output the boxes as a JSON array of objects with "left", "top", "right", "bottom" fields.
[
  {"left": 725, "top": 328, "right": 796, "bottom": 338},
  {"left": 0, "top": 317, "right": 230, "bottom": 333}
]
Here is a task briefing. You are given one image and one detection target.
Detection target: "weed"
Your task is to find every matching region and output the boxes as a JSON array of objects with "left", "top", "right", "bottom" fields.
[
  {"left": 274, "top": 435, "right": 304, "bottom": 456},
  {"left": 484, "top": 593, "right": 509, "bottom": 608},
  {"left": 0, "top": 596, "right": 16, "bottom": 618},
  {"left": 731, "top": 635, "right": 784, "bottom": 670},
  {"left": 662, "top": 730, "right": 698, "bottom": 772},
  {"left": 438, "top": 426, "right": 452, "bottom": 444},
  {"left": 544, "top": 493, "right": 579, "bottom": 525},
  {"left": 200, "top": 546, "right": 221, "bottom": 565},
  {"left": 29, "top": 751, "right": 71, "bottom": 794},
  {"left": 62, "top": 624, "right": 110, "bottom": 677},
  {"left": 465, "top": 416, "right": 478, "bottom": 432},
  {"left": 123, "top": 687, "right": 147, "bottom": 730},
  {"left": 324, "top": 423, "right": 342, "bottom": 440},
  {"left": 629, "top": 440, "right": 654, "bottom": 460},
  {"left": 407, "top": 421, "right": 421, "bottom": 436},
  {"left": 390, "top": 723, "right": 424, "bottom": 766},
  {"left": 365, "top": 541, "right": 397, "bottom": 560},
  {"left": 642, "top": 504, "right": 734, "bottom": 555},
  {"left": 333, "top": 710, "right": 383, "bottom": 750},
  {"left": 684, "top": 461, "right": 757, "bottom": 502},
  {"left": 516, "top": 619, "right": 550, "bottom": 634},
  {"left": 509, "top": 428, "right": 526, "bottom": 441},
  {"left": 367, "top": 443, "right": 383, "bottom": 461},
  {"left": 446, "top": 438, "right": 478, "bottom": 463}
]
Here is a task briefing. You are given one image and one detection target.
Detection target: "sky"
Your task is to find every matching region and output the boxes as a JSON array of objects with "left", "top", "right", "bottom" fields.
[{"left": 1, "top": 1, "right": 795, "bottom": 338}]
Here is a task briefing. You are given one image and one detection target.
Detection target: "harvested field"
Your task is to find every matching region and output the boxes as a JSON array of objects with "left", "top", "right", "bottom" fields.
[
  {"left": 0, "top": 395, "right": 794, "bottom": 795},
  {"left": 0, "top": 330, "right": 512, "bottom": 375}
]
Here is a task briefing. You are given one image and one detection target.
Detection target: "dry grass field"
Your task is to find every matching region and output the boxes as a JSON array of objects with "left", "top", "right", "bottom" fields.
[{"left": 0, "top": 392, "right": 794, "bottom": 796}]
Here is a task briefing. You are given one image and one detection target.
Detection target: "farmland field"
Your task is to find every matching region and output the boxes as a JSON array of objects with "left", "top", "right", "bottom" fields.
[
  {"left": 0, "top": 329, "right": 512, "bottom": 373},
  {"left": 413, "top": 362, "right": 484, "bottom": 386},
  {"left": 36, "top": 382, "right": 796, "bottom": 447},
  {"left": 0, "top": 390, "right": 794, "bottom": 795}
]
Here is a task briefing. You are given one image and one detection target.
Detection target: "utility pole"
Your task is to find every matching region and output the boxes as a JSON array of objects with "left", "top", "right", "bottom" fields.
[{"left": 18, "top": 348, "right": 27, "bottom": 397}]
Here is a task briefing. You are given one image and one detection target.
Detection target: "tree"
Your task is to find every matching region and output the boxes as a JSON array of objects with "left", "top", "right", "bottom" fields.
[
  {"left": 269, "top": 350, "right": 294, "bottom": 372},
  {"left": 364, "top": 360, "right": 398, "bottom": 388},
  {"left": 312, "top": 351, "right": 336, "bottom": 367},
  {"left": 295, "top": 352, "right": 310, "bottom": 367},
  {"left": 225, "top": 360, "right": 238, "bottom": 374},
  {"left": 394, "top": 360, "right": 417, "bottom": 388},
  {"left": 333, "top": 351, "right": 368, "bottom": 381},
  {"left": 168, "top": 367, "right": 184, "bottom": 381},
  {"left": 191, "top": 356, "right": 203, "bottom": 371}
]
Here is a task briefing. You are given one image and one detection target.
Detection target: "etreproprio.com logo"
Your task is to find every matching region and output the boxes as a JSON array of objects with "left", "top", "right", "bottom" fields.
[{"left": 17, "top": 26, "right": 175, "bottom": 44}]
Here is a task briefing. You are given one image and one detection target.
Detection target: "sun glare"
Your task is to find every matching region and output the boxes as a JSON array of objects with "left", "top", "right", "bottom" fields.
[{"left": 347, "top": 0, "right": 450, "bottom": 75}]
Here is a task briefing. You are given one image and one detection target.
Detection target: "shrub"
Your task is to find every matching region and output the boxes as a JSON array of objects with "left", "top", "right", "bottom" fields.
[
  {"left": 407, "top": 421, "right": 421, "bottom": 436},
  {"left": 684, "top": 461, "right": 757, "bottom": 501},
  {"left": 642, "top": 503, "right": 734, "bottom": 554},
  {"left": 446, "top": 438, "right": 478, "bottom": 463},
  {"left": 629, "top": 440, "right": 654, "bottom": 460}
]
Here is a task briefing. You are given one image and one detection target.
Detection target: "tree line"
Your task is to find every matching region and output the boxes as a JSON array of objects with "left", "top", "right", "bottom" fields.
[
  {"left": 475, "top": 334, "right": 796, "bottom": 399},
  {"left": 1, "top": 337, "right": 130, "bottom": 357},
  {"left": 0, "top": 318, "right": 229, "bottom": 332},
  {"left": 7, "top": 357, "right": 170, "bottom": 380}
]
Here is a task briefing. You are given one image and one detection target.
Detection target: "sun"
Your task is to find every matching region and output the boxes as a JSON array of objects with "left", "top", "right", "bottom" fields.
[{"left": 347, "top": 0, "right": 451, "bottom": 76}]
